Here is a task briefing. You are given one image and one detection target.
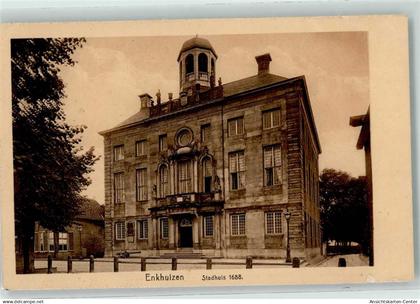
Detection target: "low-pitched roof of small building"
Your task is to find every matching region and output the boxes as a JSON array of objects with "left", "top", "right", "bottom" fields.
[{"left": 76, "top": 198, "right": 104, "bottom": 222}]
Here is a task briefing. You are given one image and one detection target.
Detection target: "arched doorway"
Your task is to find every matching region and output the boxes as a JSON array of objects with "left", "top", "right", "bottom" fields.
[{"left": 179, "top": 217, "right": 193, "bottom": 248}]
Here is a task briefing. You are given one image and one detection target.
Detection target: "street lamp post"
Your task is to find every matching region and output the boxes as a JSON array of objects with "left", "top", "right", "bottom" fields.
[{"left": 284, "top": 209, "right": 291, "bottom": 263}]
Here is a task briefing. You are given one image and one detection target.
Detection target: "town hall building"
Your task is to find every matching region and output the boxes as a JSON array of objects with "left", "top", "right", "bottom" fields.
[{"left": 100, "top": 36, "right": 322, "bottom": 260}]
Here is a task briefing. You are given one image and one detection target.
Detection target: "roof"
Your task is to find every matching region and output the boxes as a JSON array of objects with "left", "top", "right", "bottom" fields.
[
  {"left": 223, "top": 73, "right": 288, "bottom": 97},
  {"left": 114, "top": 109, "right": 149, "bottom": 128},
  {"left": 76, "top": 198, "right": 104, "bottom": 222},
  {"left": 101, "top": 72, "right": 289, "bottom": 134},
  {"left": 178, "top": 36, "right": 217, "bottom": 61}
]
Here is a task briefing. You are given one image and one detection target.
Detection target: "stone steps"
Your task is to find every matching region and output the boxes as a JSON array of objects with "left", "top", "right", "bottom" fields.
[{"left": 160, "top": 250, "right": 203, "bottom": 259}]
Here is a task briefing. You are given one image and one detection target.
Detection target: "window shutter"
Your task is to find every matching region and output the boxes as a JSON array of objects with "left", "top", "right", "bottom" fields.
[
  {"left": 264, "top": 147, "right": 273, "bottom": 168},
  {"left": 238, "top": 152, "right": 245, "bottom": 172},
  {"left": 263, "top": 112, "right": 271, "bottom": 129},
  {"left": 144, "top": 221, "right": 148, "bottom": 239},
  {"left": 228, "top": 120, "right": 236, "bottom": 136},
  {"left": 229, "top": 153, "right": 237, "bottom": 172},
  {"left": 274, "top": 167, "right": 281, "bottom": 184},
  {"left": 272, "top": 109, "right": 281, "bottom": 127},
  {"left": 274, "top": 145, "right": 281, "bottom": 165},
  {"left": 237, "top": 118, "right": 244, "bottom": 134}
]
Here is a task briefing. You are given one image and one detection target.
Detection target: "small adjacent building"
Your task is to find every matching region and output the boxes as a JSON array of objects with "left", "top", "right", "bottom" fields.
[
  {"left": 100, "top": 36, "right": 322, "bottom": 259},
  {"left": 34, "top": 199, "right": 105, "bottom": 259}
]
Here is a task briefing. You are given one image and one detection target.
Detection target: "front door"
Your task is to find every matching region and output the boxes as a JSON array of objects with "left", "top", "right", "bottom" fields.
[{"left": 179, "top": 218, "right": 193, "bottom": 248}]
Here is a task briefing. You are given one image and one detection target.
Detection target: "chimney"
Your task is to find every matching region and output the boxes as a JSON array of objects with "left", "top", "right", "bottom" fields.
[
  {"left": 255, "top": 53, "right": 272, "bottom": 75},
  {"left": 156, "top": 90, "right": 161, "bottom": 105},
  {"left": 139, "top": 93, "right": 152, "bottom": 109}
]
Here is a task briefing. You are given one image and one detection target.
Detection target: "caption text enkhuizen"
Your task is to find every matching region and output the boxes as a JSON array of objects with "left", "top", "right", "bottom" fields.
[{"left": 144, "top": 272, "right": 244, "bottom": 281}]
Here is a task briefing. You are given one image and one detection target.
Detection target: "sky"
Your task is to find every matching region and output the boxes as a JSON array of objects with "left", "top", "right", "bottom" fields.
[{"left": 60, "top": 32, "right": 369, "bottom": 203}]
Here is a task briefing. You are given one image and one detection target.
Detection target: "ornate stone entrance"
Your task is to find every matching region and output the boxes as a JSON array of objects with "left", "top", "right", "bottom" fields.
[{"left": 178, "top": 217, "right": 193, "bottom": 248}]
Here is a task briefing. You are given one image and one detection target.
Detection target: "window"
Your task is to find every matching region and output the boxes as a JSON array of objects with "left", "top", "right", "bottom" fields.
[
  {"left": 159, "top": 165, "right": 169, "bottom": 197},
  {"left": 263, "top": 145, "right": 282, "bottom": 186},
  {"left": 185, "top": 54, "right": 194, "bottom": 74},
  {"left": 115, "top": 222, "right": 125, "bottom": 240},
  {"left": 113, "top": 145, "right": 124, "bottom": 161},
  {"left": 136, "top": 168, "right": 147, "bottom": 201},
  {"left": 231, "top": 213, "right": 246, "bottom": 236},
  {"left": 229, "top": 151, "right": 245, "bottom": 190},
  {"left": 159, "top": 134, "right": 167, "bottom": 152},
  {"left": 202, "top": 157, "right": 212, "bottom": 193},
  {"left": 137, "top": 220, "right": 148, "bottom": 240},
  {"left": 265, "top": 211, "right": 282, "bottom": 235},
  {"left": 203, "top": 216, "right": 214, "bottom": 237},
  {"left": 228, "top": 117, "right": 244, "bottom": 137},
  {"left": 178, "top": 160, "right": 192, "bottom": 193},
  {"left": 198, "top": 53, "right": 208, "bottom": 72},
  {"left": 135, "top": 140, "right": 147, "bottom": 156},
  {"left": 58, "top": 232, "right": 68, "bottom": 251},
  {"left": 114, "top": 172, "right": 125, "bottom": 204},
  {"left": 48, "top": 232, "right": 54, "bottom": 251},
  {"left": 263, "top": 108, "right": 281, "bottom": 129},
  {"left": 160, "top": 217, "right": 169, "bottom": 239},
  {"left": 177, "top": 129, "right": 192, "bottom": 146},
  {"left": 200, "top": 124, "right": 211, "bottom": 143}
]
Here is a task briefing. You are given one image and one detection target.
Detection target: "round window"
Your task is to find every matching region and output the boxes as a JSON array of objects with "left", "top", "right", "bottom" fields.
[{"left": 177, "top": 129, "right": 193, "bottom": 146}]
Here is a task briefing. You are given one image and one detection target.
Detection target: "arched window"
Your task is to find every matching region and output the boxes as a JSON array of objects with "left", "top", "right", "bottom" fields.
[
  {"left": 198, "top": 53, "right": 208, "bottom": 72},
  {"left": 202, "top": 157, "right": 212, "bottom": 193},
  {"left": 159, "top": 165, "right": 169, "bottom": 197},
  {"left": 185, "top": 54, "right": 194, "bottom": 74},
  {"left": 211, "top": 58, "right": 215, "bottom": 75}
]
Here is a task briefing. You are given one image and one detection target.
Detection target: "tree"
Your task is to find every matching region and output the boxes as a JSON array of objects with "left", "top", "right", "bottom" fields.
[
  {"left": 12, "top": 38, "right": 98, "bottom": 273},
  {"left": 319, "top": 169, "right": 369, "bottom": 251}
]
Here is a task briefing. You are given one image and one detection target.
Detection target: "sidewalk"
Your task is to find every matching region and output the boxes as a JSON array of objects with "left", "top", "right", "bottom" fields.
[{"left": 316, "top": 254, "right": 369, "bottom": 267}]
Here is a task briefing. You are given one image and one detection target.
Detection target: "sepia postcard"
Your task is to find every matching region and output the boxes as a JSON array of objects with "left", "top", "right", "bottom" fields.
[{"left": 0, "top": 15, "right": 414, "bottom": 290}]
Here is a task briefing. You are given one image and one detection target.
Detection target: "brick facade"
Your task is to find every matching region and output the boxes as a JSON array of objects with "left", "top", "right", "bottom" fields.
[{"left": 100, "top": 37, "right": 322, "bottom": 259}]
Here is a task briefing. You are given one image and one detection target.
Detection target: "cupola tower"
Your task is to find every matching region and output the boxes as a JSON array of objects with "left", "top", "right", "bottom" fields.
[{"left": 178, "top": 36, "right": 217, "bottom": 94}]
